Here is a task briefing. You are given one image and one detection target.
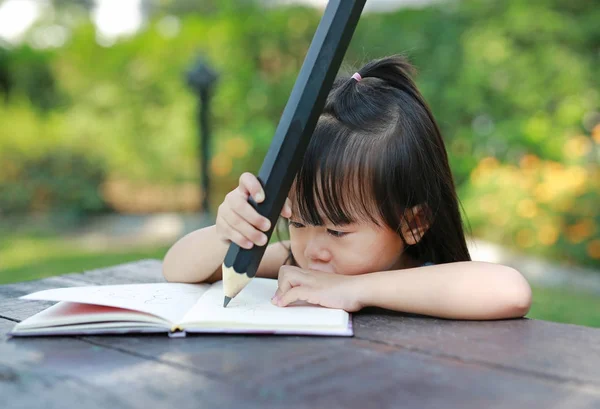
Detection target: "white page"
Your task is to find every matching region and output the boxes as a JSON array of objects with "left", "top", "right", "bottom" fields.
[
  {"left": 179, "top": 278, "right": 348, "bottom": 329},
  {"left": 22, "top": 283, "right": 210, "bottom": 324}
]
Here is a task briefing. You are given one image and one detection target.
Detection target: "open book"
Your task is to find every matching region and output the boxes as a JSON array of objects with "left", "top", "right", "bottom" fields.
[{"left": 9, "top": 278, "right": 352, "bottom": 337}]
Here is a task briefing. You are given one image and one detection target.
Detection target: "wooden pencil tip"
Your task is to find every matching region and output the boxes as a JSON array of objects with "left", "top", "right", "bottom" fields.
[{"left": 223, "top": 296, "right": 232, "bottom": 308}]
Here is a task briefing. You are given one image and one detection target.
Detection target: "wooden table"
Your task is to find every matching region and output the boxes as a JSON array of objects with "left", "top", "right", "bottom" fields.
[{"left": 1, "top": 260, "right": 599, "bottom": 409}]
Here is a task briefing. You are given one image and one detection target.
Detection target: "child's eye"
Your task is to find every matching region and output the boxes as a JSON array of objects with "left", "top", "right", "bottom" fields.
[
  {"left": 289, "top": 221, "right": 305, "bottom": 228},
  {"left": 327, "top": 229, "right": 348, "bottom": 238}
]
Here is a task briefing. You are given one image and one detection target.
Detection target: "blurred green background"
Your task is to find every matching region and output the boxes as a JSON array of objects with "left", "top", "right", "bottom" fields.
[{"left": 0, "top": 0, "right": 599, "bottom": 327}]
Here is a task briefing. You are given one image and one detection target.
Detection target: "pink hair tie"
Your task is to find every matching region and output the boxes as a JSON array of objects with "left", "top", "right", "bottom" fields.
[{"left": 351, "top": 72, "right": 362, "bottom": 82}]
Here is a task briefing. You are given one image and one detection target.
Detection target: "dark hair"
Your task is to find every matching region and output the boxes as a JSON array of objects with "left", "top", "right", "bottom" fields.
[{"left": 287, "top": 55, "right": 471, "bottom": 265}]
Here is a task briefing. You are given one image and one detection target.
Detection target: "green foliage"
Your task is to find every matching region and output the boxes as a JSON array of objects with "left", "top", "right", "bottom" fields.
[
  {"left": 0, "top": 46, "right": 60, "bottom": 110},
  {"left": 0, "top": 147, "right": 108, "bottom": 216}
]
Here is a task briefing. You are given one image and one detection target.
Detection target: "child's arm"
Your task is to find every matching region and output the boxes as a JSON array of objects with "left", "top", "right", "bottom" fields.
[
  {"left": 358, "top": 262, "right": 532, "bottom": 319},
  {"left": 162, "top": 226, "right": 290, "bottom": 283},
  {"left": 273, "top": 261, "right": 532, "bottom": 320},
  {"left": 162, "top": 172, "right": 292, "bottom": 284}
]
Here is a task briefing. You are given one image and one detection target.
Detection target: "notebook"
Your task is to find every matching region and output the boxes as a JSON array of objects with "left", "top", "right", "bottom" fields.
[{"left": 9, "top": 278, "right": 353, "bottom": 337}]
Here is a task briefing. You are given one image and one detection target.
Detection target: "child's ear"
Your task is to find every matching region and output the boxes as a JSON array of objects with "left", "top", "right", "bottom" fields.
[{"left": 400, "top": 205, "right": 431, "bottom": 245}]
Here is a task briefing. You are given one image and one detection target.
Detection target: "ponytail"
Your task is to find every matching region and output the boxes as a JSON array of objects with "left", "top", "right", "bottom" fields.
[
  {"left": 359, "top": 55, "right": 421, "bottom": 101},
  {"left": 324, "top": 55, "right": 430, "bottom": 131}
]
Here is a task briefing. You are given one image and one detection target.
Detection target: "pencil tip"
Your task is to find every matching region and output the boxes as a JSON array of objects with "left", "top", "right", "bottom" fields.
[{"left": 223, "top": 296, "right": 231, "bottom": 308}]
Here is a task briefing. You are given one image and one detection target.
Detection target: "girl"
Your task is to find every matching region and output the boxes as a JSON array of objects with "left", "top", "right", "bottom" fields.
[{"left": 163, "top": 55, "right": 532, "bottom": 320}]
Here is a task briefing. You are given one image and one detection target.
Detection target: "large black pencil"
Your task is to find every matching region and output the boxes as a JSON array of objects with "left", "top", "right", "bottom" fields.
[{"left": 222, "top": 0, "right": 367, "bottom": 306}]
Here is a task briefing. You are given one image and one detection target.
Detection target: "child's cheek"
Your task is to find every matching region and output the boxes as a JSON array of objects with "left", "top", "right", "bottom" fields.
[
  {"left": 336, "top": 240, "right": 400, "bottom": 275},
  {"left": 334, "top": 254, "right": 376, "bottom": 276}
]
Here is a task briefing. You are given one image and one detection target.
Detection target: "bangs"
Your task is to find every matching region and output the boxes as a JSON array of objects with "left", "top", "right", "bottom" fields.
[{"left": 291, "top": 115, "right": 402, "bottom": 228}]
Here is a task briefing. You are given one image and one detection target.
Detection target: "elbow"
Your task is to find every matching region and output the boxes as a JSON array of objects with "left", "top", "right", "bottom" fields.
[
  {"left": 504, "top": 286, "right": 532, "bottom": 318},
  {"left": 161, "top": 246, "right": 178, "bottom": 282},
  {"left": 499, "top": 268, "right": 532, "bottom": 318}
]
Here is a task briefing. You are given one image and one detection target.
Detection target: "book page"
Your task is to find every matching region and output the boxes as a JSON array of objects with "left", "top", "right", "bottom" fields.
[
  {"left": 178, "top": 278, "right": 348, "bottom": 330},
  {"left": 15, "top": 302, "right": 169, "bottom": 330},
  {"left": 21, "top": 283, "right": 210, "bottom": 324}
]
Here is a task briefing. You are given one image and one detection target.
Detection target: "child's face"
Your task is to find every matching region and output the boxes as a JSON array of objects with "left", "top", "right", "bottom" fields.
[{"left": 288, "top": 217, "right": 406, "bottom": 275}]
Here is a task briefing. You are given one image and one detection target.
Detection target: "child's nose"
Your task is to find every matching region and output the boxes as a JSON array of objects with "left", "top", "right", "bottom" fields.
[{"left": 304, "top": 237, "right": 332, "bottom": 263}]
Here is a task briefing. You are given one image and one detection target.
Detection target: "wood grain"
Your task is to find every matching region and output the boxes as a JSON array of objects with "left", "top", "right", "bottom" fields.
[
  {"left": 1, "top": 260, "right": 599, "bottom": 409},
  {"left": 354, "top": 308, "right": 600, "bottom": 385}
]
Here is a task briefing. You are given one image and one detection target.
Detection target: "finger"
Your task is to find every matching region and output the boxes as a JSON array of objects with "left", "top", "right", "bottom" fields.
[
  {"left": 272, "top": 267, "right": 308, "bottom": 303},
  {"left": 217, "top": 215, "right": 254, "bottom": 249},
  {"left": 239, "top": 172, "right": 265, "bottom": 203},
  {"left": 223, "top": 206, "right": 268, "bottom": 246},
  {"left": 280, "top": 197, "right": 292, "bottom": 218},
  {"left": 277, "top": 286, "right": 311, "bottom": 307},
  {"left": 277, "top": 266, "right": 303, "bottom": 293},
  {"left": 230, "top": 193, "right": 271, "bottom": 232}
]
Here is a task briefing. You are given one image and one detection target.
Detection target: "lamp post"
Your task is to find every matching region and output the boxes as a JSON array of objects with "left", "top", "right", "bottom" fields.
[{"left": 185, "top": 56, "right": 218, "bottom": 214}]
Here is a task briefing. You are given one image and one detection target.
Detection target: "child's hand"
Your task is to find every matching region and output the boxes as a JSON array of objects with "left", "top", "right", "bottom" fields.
[
  {"left": 216, "top": 172, "right": 292, "bottom": 249},
  {"left": 271, "top": 266, "right": 364, "bottom": 312}
]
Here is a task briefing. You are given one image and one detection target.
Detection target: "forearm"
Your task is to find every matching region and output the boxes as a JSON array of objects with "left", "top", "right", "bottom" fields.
[
  {"left": 357, "top": 261, "right": 532, "bottom": 320},
  {"left": 162, "top": 225, "right": 228, "bottom": 283}
]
